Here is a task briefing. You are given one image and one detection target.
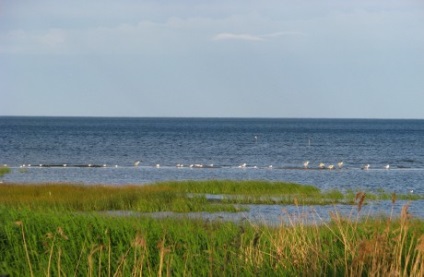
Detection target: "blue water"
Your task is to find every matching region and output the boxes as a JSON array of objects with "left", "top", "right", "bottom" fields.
[{"left": 1, "top": 116, "right": 424, "bottom": 220}]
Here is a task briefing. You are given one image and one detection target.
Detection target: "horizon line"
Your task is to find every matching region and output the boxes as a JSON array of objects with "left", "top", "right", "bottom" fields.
[{"left": 1, "top": 115, "right": 423, "bottom": 121}]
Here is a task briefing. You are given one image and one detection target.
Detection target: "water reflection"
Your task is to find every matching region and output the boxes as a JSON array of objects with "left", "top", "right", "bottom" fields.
[{"left": 104, "top": 200, "right": 424, "bottom": 225}]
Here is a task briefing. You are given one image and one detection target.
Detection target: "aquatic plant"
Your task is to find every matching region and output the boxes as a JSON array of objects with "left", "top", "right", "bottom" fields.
[
  {"left": 0, "top": 166, "right": 11, "bottom": 177},
  {"left": 0, "top": 183, "right": 239, "bottom": 212},
  {"left": 158, "top": 180, "right": 321, "bottom": 194}
]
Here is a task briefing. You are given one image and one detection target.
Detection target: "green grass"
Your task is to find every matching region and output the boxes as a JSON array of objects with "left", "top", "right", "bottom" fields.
[
  {"left": 0, "top": 166, "right": 11, "bottom": 177},
  {"left": 0, "top": 181, "right": 422, "bottom": 214},
  {"left": 0, "top": 181, "right": 423, "bottom": 275},
  {"left": 0, "top": 206, "right": 423, "bottom": 276},
  {"left": 155, "top": 180, "right": 320, "bottom": 195},
  {"left": 0, "top": 183, "right": 240, "bottom": 213}
]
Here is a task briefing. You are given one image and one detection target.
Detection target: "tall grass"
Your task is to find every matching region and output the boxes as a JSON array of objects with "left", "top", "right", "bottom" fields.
[{"left": 1, "top": 202, "right": 423, "bottom": 276}]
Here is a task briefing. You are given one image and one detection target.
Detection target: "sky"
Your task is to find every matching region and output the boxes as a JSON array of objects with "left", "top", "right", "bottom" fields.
[{"left": 1, "top": 0, "right": 424, "bottom": 118}]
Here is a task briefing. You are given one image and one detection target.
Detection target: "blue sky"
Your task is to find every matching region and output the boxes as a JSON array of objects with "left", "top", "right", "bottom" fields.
[{"left": 1, "top": 0, "right": 424, "bottom": 118}]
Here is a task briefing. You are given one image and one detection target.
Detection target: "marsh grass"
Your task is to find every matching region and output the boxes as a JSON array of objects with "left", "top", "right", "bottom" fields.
[
  {"left": 156, "top": 180, "right": 321, "bottom": 195},
  {"left": 0, "top": 182, "right": 423, "bottom": 275},
  {"left": 1, "top": 200, "right": 423, "bottom": 276},
  {"left": 0, "top": 181, "right": 326, "bottom": 213},
  {"left": 0, "top": 166, "right": 11, "bottom": 177},
  {"left": 0, "top": 183, "right": 239, "bottom": 213},
  {"left": 1, "top": 181, "right": 423, "bottom": 214}
]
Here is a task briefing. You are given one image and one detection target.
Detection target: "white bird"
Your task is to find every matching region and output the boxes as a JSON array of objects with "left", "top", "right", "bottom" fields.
[
  {"left": 134, "top": 161, "right": 141, "bottom": 167},
  {"left": 103, "top": 164, "right": 107, "bottom": 167},
  {"left": 156, "top": 164, "right": 160, "bottom": 168},
  {"left": 319, "top": 163, "right": 325, "bottom": 169},
  {"left": 269, "top": 165, "right": 273, "bottom": 169},
  {"left": 338, "top": 161, "right": 344, "bottom": 169},
  {"left": 115, "top": 165, "right": 118, "bottom": 168},
  {"left": 63, "top": 164, "right": 67, "bottom": 167},
  {"left": 385, "top": 164, "right": 390, "bottom": 170},
  {"left": 410, "top": 190, "right": 414, "bottom": 194},
  {"left": 363, "top": 164, "right": 370, "bottom": 170},
  {"left": 303, "top": 161, "right": 310, "bottom": 169},
  {"left": 327, "top": 164, "right": 335, "bottom": 170},
  {"left": 238, "top": 163, "right": 247, "bottom": 168}
]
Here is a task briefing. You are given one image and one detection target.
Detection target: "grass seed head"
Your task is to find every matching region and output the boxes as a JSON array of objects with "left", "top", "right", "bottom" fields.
[
  {"left": 57, "top": 227, "right": 68, "bottom": 240},
  {"left": 133, "top": 233, "right": 146, "bottom": 249},
  {"left": 401, "top": 204, "right": 411, "bottom": 222},
  {"left": 416, "top": 235, "right": 424, "bottom": 253},
  {"left": 355, "top": 192, "right": 366, "bottom": 212}
]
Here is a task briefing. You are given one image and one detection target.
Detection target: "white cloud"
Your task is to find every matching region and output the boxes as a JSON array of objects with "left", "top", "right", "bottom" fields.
[
  {"left": 0, "top": 28, "right": 70, "bottom": 54},
  {"left": 1, "top": 2, "right": 423, "bottom": 55},
  {"left": 261, "top": 31, "right": 306, "bottom": 38},
  {"left": 211, "top": 31, "right": 306, "bottom": 42},
  {"left": 37, "top": 29, "right": 67, "bottom": 48},
  {"left": 212, "top": 33, "right": 264, "bottom": 41}
]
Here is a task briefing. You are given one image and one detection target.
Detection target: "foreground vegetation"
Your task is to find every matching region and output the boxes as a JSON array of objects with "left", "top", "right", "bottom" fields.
[
  {"left": 1, "top": 180, "right": 423, "bottom": 275},
  {"left": 1, "top": 204, "right": 423, "bottom": 276}
]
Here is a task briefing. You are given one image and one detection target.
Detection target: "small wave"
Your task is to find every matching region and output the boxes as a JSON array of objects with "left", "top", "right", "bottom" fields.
[{"left": 400, "top": 159, "right": 416, "bottom": 163}]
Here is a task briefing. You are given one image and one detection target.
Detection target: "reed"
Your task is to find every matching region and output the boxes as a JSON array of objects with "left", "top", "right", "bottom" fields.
[{"left": 0, "top": 203, "right": 423, "bottom": 276}]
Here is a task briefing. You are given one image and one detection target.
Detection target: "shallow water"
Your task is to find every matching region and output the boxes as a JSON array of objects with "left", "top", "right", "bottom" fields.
[
  {"left": 4, "top": 166, "right": 422, "bottom": 196},
  {"left": 104, "top": 200, "right": 423, "bottom": 226}
]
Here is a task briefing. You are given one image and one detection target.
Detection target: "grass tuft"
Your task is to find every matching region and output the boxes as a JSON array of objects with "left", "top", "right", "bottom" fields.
[{"left": 0, "top": 166, "right": 11, "bottom": 177}]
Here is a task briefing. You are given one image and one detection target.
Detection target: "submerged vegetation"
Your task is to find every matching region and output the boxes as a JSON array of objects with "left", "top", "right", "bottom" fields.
[{"left": 1, "top": 180, "right": 424, "bottom": 275}]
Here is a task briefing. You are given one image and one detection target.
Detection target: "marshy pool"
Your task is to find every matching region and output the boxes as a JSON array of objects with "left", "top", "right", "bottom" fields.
[{"left": 103, "top": 200, "right": 424, "bottom": 226}]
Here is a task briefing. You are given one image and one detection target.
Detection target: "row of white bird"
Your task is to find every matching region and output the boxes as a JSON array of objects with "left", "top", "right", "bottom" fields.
[
  {"left": 12, "top": 161, "right": 391, "bottom": 170},
  {"left": 361, "top": 164, "right": 390, "bottom": 170},
  {"left": 303, "top": 161, "right": 390, "bottom": 170},
  {"left": 303, "top": 161, "right": 345, "bottom": 170}
]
